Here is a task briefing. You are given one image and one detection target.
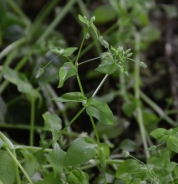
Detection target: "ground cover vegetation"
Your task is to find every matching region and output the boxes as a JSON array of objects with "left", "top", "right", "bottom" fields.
[{"left": 0, "top": 0, "right": 178, "bottom": 183}]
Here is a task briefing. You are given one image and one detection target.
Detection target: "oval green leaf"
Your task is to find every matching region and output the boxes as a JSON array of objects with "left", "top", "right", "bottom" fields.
[
  {"left": 53, "top": 92, "right": 87, "bottom": 103},
  {"left": 150, "top": 128, "right": 168, "bottom": 140},
  {"left": 46, "top": 143, "right": 66, "bottom": 174},
  {"left": 86, "top": 99, "right": 114, "bottom": 125},
  {"left": 93, "top": 5, "right": 117, "bottom": 24},
  {"left": 0, "top": 150, "right": 16, "bottom": 184},
  {"left": 43, "top": 113, "right": 62, "bottom": 139},
  {"left": 51, "top": 47, "right": 78, "bottom": 57},
  {"left": 35, "top": 68, "right": 44, "bottom": 78},
  {"left": 64, "top": 137, "right": 97, "bottom": 166},
  {"left": 95, "top": 59, "right": 117, "bottom": 74},
  {"left": 58, "top": 62, "right": 78, "bottom": 88},
  {"left": 167, "top": 136, "right": 178, "bottom": 153}
]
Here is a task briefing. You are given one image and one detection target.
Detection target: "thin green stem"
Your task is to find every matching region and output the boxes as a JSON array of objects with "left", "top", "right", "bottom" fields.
[
  {"left": 89, "top": 116, "right": 100, "bottom": 145},
  {"left": 76, "top": 74, "right": 84, "bottom": 94},
  {"left": 6, "top": 0, "right": 29, "bottom": 21},
  {"left": 75, "top": 36, "right": 85, "bottom": 65},
  {"left": 119, "top": 72, "right": 129, "bottom": 101},
  {"left": 38, "top": 0, "right": 77, "bottom": 42},
  {"left": 30, "top": 98, "right": 35, "bottom": 146},
  {"left": 129, "top": 155, "right": 146, "bottom": 167},
  {"left": 32, "top": 0, "right": 60, "bottom": 35},
  {"left": 140, "top": 90, "right": 177, "bottom": 126},
  {"left": 134, "top": 33, "right": 150, "bottom": 158},
  {"left": 0, "top": 37, "right": 27, "bottom": 60},
  {"left": 12, "top": 150, "right": 21, "bottom": 184},
  {"left": 0, "top": 131, "right": 14, "bottom": 149},
  {"left": 78, "top": 56, "right": 100, "bottom": 66},
  {"left": 92, "top": 74, "right": 108, "bottom": 97},
  {"left": 6, "top": 148, "right": 34, "bottom": 184},
  {"left": 57, "top": 106, "right": 85, "bottom": 139},
  {"left": 15, "top": 145, "right": 52, "bottom": 152},
  {"left": 126, "top": 57, "right": 136, "bottom": 62}
]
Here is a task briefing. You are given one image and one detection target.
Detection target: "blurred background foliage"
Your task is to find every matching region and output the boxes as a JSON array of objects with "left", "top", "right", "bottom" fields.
[{"left": 0, "top": 0, "right": 178, "bottom": 160}]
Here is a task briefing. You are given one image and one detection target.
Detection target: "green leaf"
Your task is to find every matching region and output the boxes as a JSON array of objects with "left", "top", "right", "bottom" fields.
[
  {"left": 167, "top": 136, "right": 178, "bottom": 153},
  {"left": 116, "top": 159, "right": 141, "bottom": 178},
  {"left": 86, "top": 98, "right": 114, "bottom": 125},
  {"left": 43, "top": 113, "right": 62, "bottom": 139},
  {"left": 51, "top": 47, "right": 78, "bottom": 57},
  {"left": 78, "top": 14, "right": 89, "bottom": 26},
  {"left": 95, "top": 59, "right": 117, "bottom": 74},
  {"left": 58, "top": 62, "right": 78, "bottom": 88},
  {"left": 117, "top": 62, "right": 128, "bottom": 75},
  {"left": 40, "top": 172, "right": 62, "bottom": 184},
  {"left": 0, "top": 150, "right": 15, "bottom": 184},
  {"left": 96, "top": 118, "right": 123, "bottom": 139},
  {"left": 64, "top": 137, "right": 97, "bottom": 166},
  {"left": 126, "top": 52, "right": 133, "bottom": 57},
  {"left": 147, "top": 149, "right": 170, "bottom": 167},
  {"left": 122, "top": 99, "right": 139, "bottom": 117},
  {"left": 35, "top": 68, "right": 44, "bottom": 78},
  {"left": 162, "top": 4, "right": 177, "bottom": 18},
  {"left": 53, "top": 92, "right": 87, "bottom": 103},
  {"left": 171, "top": 127, "right": 178, "bottom": 136},
  {"left": 150, "top": 128, "right": 168, "bottom": 140},
  {"left": 139, "top": 62, "right": 147, "bottom": 69},
  {"left": 0, "top": 138, "right": 4, "bottom": 148},
  {"left": 94, "top": 91, "right": 118, "bottom": 103},
  {"left": 142, "top": 110, "right": 158, "bottom": 131},
  {"left": 20, "top": 150, "right": 36, "bottom": 177},
  {"left": 93, "top": 5, "right": 117, "bottom": 24},
  {"left": 148, "top": 145, "right": 157, "bottom": 151},
  {"left": 46, "top": 143, "right": 66, "bottom": 174},
  {"left": 140, "top": 25, "right": 161, "bottom": 44},
  {"left": 3, "top": 67, "right": 40, "bottom": 100},
  {"left": 174, "top": 166, "right": 178, "bottom": 177},
  {"left": 164, "top": 162, "right": 177, "bottom": 174},
  {"left": 68, "top": 169, "right": 89, "bottom": 184},
  {"left": 119, "top": 139, "right": 137, "bottom": 152}
]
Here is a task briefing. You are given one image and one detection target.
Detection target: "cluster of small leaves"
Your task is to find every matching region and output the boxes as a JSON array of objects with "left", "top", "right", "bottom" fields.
[
  {"left": 150, "top": 127, "right": 178, "bottom": 153},
  {"left": 41, "top": 113, "right": 98, "bottom": 183},
  {"left": 117, "top": 127, "right": 178, "bottom": 184},
  {"left": 116, "top": 151, "right": 178, "bottom": 184}
]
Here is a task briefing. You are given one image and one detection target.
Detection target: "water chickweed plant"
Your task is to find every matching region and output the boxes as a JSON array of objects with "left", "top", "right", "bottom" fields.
[{"left": 1, "top": 13, "right": 178, "bottom": 184}]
